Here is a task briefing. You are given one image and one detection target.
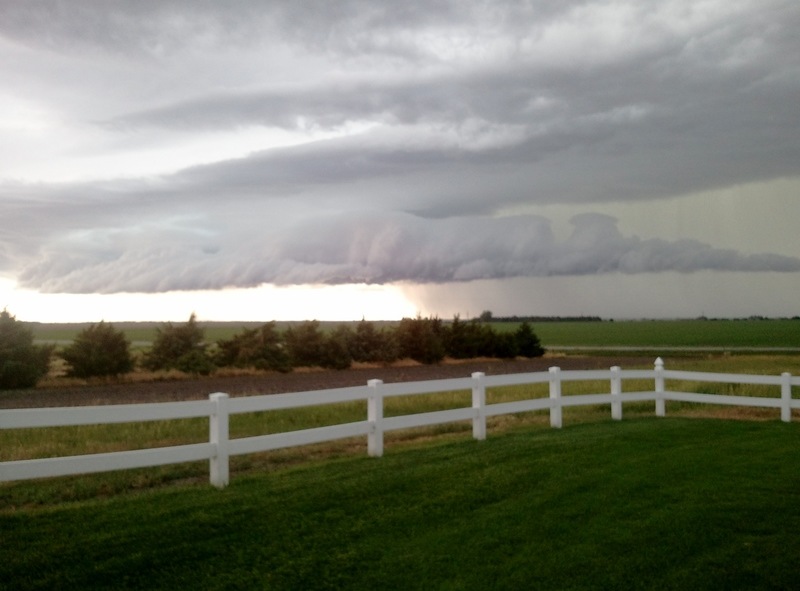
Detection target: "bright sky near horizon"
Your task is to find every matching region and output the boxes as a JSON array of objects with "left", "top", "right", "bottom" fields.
[{"left": 1, "top": 1, "right": 799, "bottom": 323}]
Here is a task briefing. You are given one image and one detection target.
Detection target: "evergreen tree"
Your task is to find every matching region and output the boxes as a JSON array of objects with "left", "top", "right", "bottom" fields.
[
  {"left": 0, "top": 309, "right": 52, "bottom": 389},
  {"left": 284, "top": 320, "right": 327, "bottom": 368},
  {"left": 395, "top": 316, "right": 445, "bottom": 364},
  {"left": 143, "top": 313, "right": 214, "bottom": 375},
  {"left": 61, "top": 321, "right": 134, "bottom": 378},
  {"left": 492, "top": 332, "right": 519, "bottom": 359},
  {"left": 444, "top": 315, "right": 498, "bottom": 359},
  {"left": 321, "top": 325, "right": 353, "bottom": 370},
  {"left": 514, "top": 322, "right": 545, "bottom": 358},
  {"left": 348, "top": 319, "right": 398, "bottom": 364},
  {"left": 215, "top": 322, "right": 291, "bottom": 373}
]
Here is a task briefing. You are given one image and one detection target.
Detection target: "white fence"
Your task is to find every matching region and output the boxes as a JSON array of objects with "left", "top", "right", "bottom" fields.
[{"left": 2, "top": 358, "right": 798, "bottom": 488}]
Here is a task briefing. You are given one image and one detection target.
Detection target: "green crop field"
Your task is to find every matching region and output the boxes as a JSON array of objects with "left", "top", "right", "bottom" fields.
[
  {"left": 29, "top": 320, "right": 399, "bottom": 347},
  {"left": 496, "top": 318, "right": 800, "bottom": 349},
  {"left": 29, "top": 318, "right": 800, "bottom": 350}
]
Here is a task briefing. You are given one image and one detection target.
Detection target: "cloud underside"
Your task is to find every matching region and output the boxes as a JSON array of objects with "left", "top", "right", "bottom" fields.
[
  {"left": 1, "top": 1, "right": 799, "bottom": 297},
  {"left": 16, "top": 213, "right": 800, "bottom": 294}
]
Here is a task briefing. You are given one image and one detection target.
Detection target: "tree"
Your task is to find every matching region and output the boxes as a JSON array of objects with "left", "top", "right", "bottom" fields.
[
  {"left": 284, "top": 321, "right": 353, "bottom": 370},
  {"left": 284, "top": 320, "right": 327, "bottom": 368},
  {"left": 61, "top": 321, "right": 134, "bottom": 378},
  {"left": 143, "top": 313, "right": 214, "bottom": 375},
  {"left": 347, "top": 319, "right": 398, "bottom": 364},
  {"left": 0, "top": 309, "right": 52, "bottom": 389},
  {"left": 215, "top": 322, "right": 291, "bottom": 373},
  {"left": 394, "top": 316, "right": 445, "bottom": 364},
  {"left": 321, "top": 324, "right": 353, "bottom": 370},
  {"left": 492, "top": 332, "right": 519, "bottom": 359},
  {"left": 444, "top": 315, "right": 497, "bottom": 359},
  {"left": 514, "top": 322, "right": 545, "bottom": 358}
]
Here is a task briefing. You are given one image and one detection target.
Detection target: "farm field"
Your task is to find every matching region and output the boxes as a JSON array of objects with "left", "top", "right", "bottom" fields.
[
  {"left": 3, "top": 419, "right": 800, "bottom": 590},
  {"left": 501, "top": 318, "right": 800, "bottom": 349},
  {"left": 29, "top": 318, "right": 800, "bottom": 349}
]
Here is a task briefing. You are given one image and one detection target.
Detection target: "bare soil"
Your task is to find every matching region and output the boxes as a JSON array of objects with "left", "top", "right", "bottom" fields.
[{"left": 0, "top": 356, "right": 650, "bottom": 409}]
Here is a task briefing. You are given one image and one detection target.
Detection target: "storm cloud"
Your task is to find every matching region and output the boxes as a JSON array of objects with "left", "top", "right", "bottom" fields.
[
  {"left": 1, "top": 0, "right": 799, "bottom": 311},
  {"left": 13, "top": 211, "right": 800, "bottom": 294}
]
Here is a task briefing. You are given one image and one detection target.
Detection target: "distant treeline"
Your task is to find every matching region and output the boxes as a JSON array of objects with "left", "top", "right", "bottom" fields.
[
  {"left": 489, "top": 315, "right": 604, "bottom": 323},
  {"left": 1, "top": 312, "right": 545, "bottom": 389}
]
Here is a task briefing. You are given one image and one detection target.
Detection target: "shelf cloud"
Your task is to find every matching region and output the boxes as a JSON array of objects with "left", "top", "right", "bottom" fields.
[{"left": 1, "top": 0, "right": 799, "bottom": 318}]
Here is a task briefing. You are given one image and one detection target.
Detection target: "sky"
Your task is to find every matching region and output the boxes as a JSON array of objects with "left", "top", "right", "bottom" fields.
[{"left": 1, "top": 0, "right": 799, "bottom": 323}]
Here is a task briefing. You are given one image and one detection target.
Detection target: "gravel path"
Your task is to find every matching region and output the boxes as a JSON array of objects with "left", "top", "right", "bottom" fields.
[{"left": 0, "top": 356, "right": 652, "bottom": 409}]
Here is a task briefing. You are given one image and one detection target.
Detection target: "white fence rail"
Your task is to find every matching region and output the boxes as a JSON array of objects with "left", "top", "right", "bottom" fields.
[{"left": 2, "top": 358, "right": 798, "bottom": 488}]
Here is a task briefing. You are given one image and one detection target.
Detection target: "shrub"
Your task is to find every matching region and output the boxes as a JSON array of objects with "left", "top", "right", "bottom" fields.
[
  {"left": 491, "top": 332, "right": 519, "bottom": 359},
  {"left": 444, "top": 315, "right": 497, "bottom": 359},
  {"left": 320, "top": 325, "right": 353, "bottom": 370},
  {"left": 0, "top": 309, "right": 52, "bottom": 389},
  {"left": 348, "top": 319, "right": 398, "bottom": 364},
  {"left": 143, "top": 313, "right": 214, "bottom": 375},
  {"left": 61, "top": 321, "right": 134, "bottom": 378},
  {"left": 515, "top": 322, "right": 545, "bottom": 358},
  {"left": 284, "top": 321, "right": 353, "bottom": 370},
  {"left": 395, "top": 316, "right": 445, "bottom": 364},
  {"left": 215, "top": 322, "right": 291, "bottom": 373},
  {"left": 284, "top": 320, "right": 326, "bottom": 368}
]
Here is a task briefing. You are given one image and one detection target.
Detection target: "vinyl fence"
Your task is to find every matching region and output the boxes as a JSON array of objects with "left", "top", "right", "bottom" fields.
[{"left": 2, "top": 358, "right": 798, "bottom": 488}]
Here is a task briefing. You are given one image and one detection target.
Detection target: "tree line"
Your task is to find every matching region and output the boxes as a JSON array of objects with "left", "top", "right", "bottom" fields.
[{"left": 0, "top": 310, "right": 544, "bottom": 389}]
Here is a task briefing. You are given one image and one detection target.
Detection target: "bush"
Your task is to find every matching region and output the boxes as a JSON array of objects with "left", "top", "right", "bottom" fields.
[
  {"left": 320, "top": 325, "right": 353, "bottom": 370},
  {"left": 143, "top": 313, "right": 214, "bottom": 375},
  {"left": 215, "top": 322, "right": 291, "bottom": 373},
  {"left": 284, "top": 320, "right": 326, "bottom": 368},
  {"left": 395, "top": 316, "right": 445, "bottom": 364},
  {"left": 491, "top": 332, "right": 519, "bottom": 359},
  {"left": 284, "top": 321, "right": 353, "bottom": 370},
  {"left": 61, "top": 321, "right": 134, "bottom": 378},
  {"left": 348, "top": 320, "right": 398, "bottom": 364},
  {"left": 444, "top": 315, "right": 497, "bottom": 359},
  {"left": 515, "top": 322, "right": 545, "bottom": 358},
  {"left": 0, "top": 309, "right": 52, "bottom": 389}
]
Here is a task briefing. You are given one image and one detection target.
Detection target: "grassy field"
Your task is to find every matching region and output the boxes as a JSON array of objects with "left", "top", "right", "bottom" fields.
[
  {"left": 29, "top": 320, "right": 398, "bottom": 345},
  {"left": 503, "top": 319, "right": 800, "bottom": 349},
  {"left": 3, "top": 419, "right": 800, "bottom": 590},
  {"left": 29, "top": 318, "right": 800, "bottom": 350}
]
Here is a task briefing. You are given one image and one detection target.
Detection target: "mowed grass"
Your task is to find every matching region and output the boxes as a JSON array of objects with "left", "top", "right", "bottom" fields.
[
  {"left": 3, "top": 419, "right": 800, "bottom": 590},
  {"left": 3, "top": 356, "right": 800, "bottom": 587},
  {"left": 3, "top": 354, "right": 798, "bottom": 507}
]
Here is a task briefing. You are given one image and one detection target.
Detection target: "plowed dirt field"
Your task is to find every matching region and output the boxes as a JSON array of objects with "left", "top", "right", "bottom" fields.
[{"left": 0, "top": 356, "right": 651, "bottom": 409}]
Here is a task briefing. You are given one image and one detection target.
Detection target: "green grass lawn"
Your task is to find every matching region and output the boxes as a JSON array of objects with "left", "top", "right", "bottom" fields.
[{"left": 3, "top": 419, "right": 800, "bottom": 590}]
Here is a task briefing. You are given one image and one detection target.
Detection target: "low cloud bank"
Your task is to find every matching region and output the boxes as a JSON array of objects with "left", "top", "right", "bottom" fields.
[{"left": 16, "top": 212, "right": 800, "bottom": 293}]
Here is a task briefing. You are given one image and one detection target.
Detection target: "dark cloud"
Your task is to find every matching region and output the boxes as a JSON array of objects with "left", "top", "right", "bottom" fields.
[
  {"left": 1, "top": 0, "right": 799, "bottom": 304},
  {"left": 92, "top": 0, "right": 800, "bottom": 216}
]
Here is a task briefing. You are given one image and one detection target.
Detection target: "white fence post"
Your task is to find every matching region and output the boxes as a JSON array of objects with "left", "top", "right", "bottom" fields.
[
  {"left": 472, "top": 372, "right": 487, "bottom": 441},
  {"left": 209, "top": 392, "right": 230, "bottom": 489},
  {"left": 611, "top": 366, "right": 622, "bottom": 421},
  {"left": 368, "top": 379, "right": 384, "bottom": 457},
  {"left": 654, "top": 357, "right": 666, "bottom": 417},
  {"left": 549, "top": 366, "right": 563, "bottom": 429},
  {"left": 781, "top": 373, "right": 792, "bottom": 423}
]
